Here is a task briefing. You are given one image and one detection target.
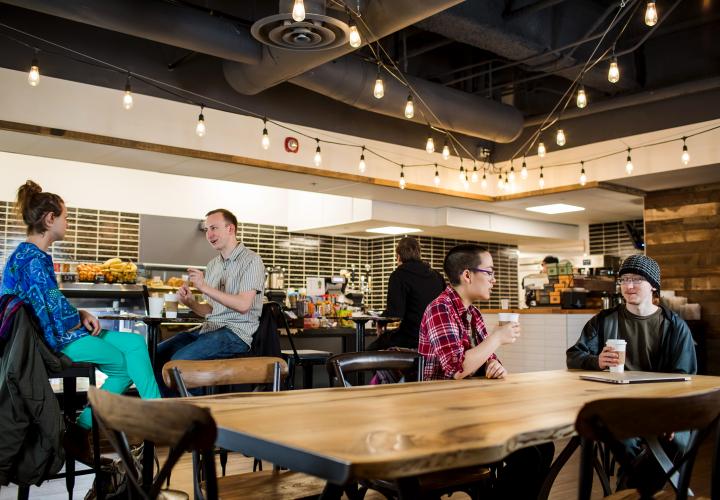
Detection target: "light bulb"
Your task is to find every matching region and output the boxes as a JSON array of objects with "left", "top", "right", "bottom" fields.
[
  {"left": 625, "top": 150, "right": 633, "bottom": 174},
  {"left": 425, "top": 136, "right": 434, "bottom": 154},
  {"left": 471, "top": 166, "right": 479, "bottom": 183},
  {"left": 399, "top": 170, "right": 406, "bottom": 189},
  {"left": 608, "top": 58, "right": 620, "bottom": 83},
  {"left": 358, "top": 152, "right": 366, "bottom": 173},
  {"left": 481, "top": 173, "right": 488, "bottom": 190},
  {"left": 27, "top": 58, "right": 39, "bottom": 87},
  {"left": 521, "top": 159, "right": 528, "bottom": 179},
  {"left": 292, "top": 0, "right": 305, "bottom": 22},
  {"left": 645, "top": 1, "right": 658, "bottom": 26},
  {"left": 509, "top": 166, "right": 516, "bottom": 183},
  {"left": 442, "top": 143, "right": 450, "bottom": 160},
  {"left": 580, "top": 164, "right": 587, "bottom": 186},
  {"left": 122, "top": 84, "right": 133, "bottom": 110},
  {"left": 348, "top": 25, "right": 361, "bottom": 48},
  {"left": 681, "top": 141, "right": 690, "bottom": 165},
  {"left": 539, "top": 167, "right": 545, "bottom": 188},
  {"left": 458, "top": 165, "right": 465, "bottom": 182},
  {"left": 504, "top": 174, "right": 510, "bottom": 190},
  {"left": 576, "top": 86, "right": 587, "bottom": 109},
  {"left": 556, "top": 129, "right": 566, "bottom": 147},
  {"left": 195, "top": 107, "right": 206, "bottom": 137},
  {"left": 373, "top": 76, "right": 384, "bottom": 99},
  {"left": 463, "top": 176, "right": 470, "bottom": 190},
  {"left": 497, "top": 174, "right": 504, "bottom": 191},
  {"left": 261, "top": 128, "right": 270, "bottom": 150},
  {"left": 434, "top": 169, "right": 440, "bottom": 186},
  {"left": 538, "top": 141, "right": 546, "bottom": 158},
  {"left": 314, "top": 142, "right": 322, "bottom": 166},
  {"left": 404, "top": 94, "right": 414, "bottom": 119}
]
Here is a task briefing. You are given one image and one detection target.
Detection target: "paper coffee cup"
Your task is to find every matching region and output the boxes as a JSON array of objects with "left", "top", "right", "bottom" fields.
[
  {"left": 148, "top": 296, "right": 164, "bottom": 318},
  {"left": 498, "top": 312, "right": 520, "bottom": 325},
  {"left": 164, "top": 293, "right": 179, "bottom": 319},
  {"left": 606, "top": 339, "right": 627, "bottom": 373}
]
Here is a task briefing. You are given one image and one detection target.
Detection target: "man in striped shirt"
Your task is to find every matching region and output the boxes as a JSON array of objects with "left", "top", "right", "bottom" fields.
[{"left": 154, "top": 208, "right": 265, "bottom": 395}]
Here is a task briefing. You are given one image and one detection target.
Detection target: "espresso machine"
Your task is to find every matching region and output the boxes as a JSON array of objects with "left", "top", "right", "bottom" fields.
[{"left": 264, "top": 266, "right": 286, "bottom": 304}]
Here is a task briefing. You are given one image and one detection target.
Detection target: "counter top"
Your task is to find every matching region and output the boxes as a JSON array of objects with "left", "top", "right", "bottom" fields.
[{"left": 483, "top": 308, "right": 601, "bottom": 314}]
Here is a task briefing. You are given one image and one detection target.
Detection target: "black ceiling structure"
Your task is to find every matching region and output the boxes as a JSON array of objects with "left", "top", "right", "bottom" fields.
[{"left": 0, "top": 0, "right": 718, "bottom": 162}]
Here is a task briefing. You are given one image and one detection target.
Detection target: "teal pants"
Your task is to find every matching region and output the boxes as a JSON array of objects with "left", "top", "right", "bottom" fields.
[{"left": 61, "top": 330, "right": 162, "bottom": 429}]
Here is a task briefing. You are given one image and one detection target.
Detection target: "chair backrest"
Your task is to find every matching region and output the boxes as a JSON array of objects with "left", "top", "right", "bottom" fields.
[
  {"left": 327, "top": 350, "right": 424, "bottom": 387},
  {"left": 250, "top": 301, "right": 282, "bottom": 357},
  {"left": 575, "top": 389, "right": 720, "bottom": 499},
  {"left": 88, "top": 386, "right": 218, "bottom": 500},
  {"left": 265, "top": 301, "right": 302, "bottom": 363},
  {"left": 162, "top": 356, "right": 289, "bottom": 396}
]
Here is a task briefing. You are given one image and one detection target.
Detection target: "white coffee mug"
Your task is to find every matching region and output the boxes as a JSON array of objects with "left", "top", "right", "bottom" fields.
[
  {"left": 498, "top": 312, "right": 520, "bottom": 325},
  {"left": 148, "top": 296, "right": 164, "bottom": 318}
]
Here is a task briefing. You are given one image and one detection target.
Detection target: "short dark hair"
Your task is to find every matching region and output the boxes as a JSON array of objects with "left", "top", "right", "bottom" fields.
[
  {"left": 542, "top": 255, "right": 559, "bottom": 265},
  {"left": 396, "top": 237, "right": 421, "bottom": 263},
  {"left": 443, "top": 244, "right": 489, "bottom": 286},
  {"left": 205, "top": 208, "right": 238, "bottom": 231}
]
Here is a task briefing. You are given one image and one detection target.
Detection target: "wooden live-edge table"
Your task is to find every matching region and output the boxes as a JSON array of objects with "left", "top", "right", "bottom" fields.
[{"left": 182, "top": 370, "right": 720, "bottom": 498}]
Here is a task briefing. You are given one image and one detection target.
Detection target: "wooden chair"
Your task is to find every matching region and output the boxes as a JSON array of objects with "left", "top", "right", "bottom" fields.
[
  {"left": 326, "top": 351, "right": 491, "bottom": 500},
  {"left": 575, "top": 389, "right": 720, "bottom": 500},
  {"left": 87, "top": 386, "right": 218, "bottom": 500},
  {"left": 162, "top": 356, "right": 328, "bottom": 500}
]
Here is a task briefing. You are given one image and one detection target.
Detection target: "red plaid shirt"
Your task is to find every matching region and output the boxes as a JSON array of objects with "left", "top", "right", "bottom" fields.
[{"left": 418, "top": 285, "right": 498, "bottom": 380}]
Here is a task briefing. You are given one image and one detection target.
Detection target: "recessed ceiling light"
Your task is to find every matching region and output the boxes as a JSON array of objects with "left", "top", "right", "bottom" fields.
[
  {"left": 526, "top": 203, "right": 585, "bottom": 214},
  {"left": 365, "top": 226, "right": 422, "bottom": 235}
]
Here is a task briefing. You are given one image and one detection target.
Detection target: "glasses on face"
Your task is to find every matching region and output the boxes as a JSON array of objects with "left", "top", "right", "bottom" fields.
[
  {"left": 618, "top": 276, "right": 646, "bottom": 285},
  {"left": 202, "top": 224, "right": 230, "bottom": 234},
  {"left": 469, "top": 267, "right": 495, "bottom": 278}
]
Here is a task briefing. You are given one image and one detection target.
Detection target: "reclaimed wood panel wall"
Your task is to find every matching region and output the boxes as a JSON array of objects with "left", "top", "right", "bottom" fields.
[{"left": 645, "top": 182, "right": 720, "bottom": 374}]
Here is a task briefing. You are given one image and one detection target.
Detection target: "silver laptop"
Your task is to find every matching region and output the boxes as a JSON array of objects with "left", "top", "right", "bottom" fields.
[{"left": 579, "top": 371, "right": 692, "bottom": 384}]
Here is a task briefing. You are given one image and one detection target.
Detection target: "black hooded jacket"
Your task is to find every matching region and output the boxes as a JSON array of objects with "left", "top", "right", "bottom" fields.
[{"left": 382, "top": 260, "right": 445, "bottom": 349}]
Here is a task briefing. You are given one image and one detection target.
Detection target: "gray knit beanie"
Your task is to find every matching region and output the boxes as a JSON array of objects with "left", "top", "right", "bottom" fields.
[{"left": 619, "top": 254, "right": 661, "bottom": 290}]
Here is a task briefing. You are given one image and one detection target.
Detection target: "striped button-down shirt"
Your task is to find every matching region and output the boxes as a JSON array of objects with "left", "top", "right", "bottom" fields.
[{"left": 199, "top": 243, "right": 265, "bottom": 347}]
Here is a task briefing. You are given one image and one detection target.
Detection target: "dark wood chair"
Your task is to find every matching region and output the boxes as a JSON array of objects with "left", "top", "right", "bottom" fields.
[
  {"left": 326, "top": 350, "right": 491, "bottom": 500},
  {"left": 162, "top": 356, "right": 328, "bottom": 500},
  {"left": 87, "top": 385, "right": 218, "bottom": 500},
  {"left": 575, "top": 388, "right": 720, "bottom": 500}
]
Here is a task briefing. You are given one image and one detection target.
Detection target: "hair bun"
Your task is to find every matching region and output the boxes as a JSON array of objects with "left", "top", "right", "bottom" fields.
[{"left": 19, "top": 180, "right": 42, "bottom": 198}]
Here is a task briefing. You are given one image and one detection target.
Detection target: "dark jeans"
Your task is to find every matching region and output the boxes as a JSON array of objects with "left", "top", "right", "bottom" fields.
[
  {"left": 154, "top": 327, "right": 250, "bottom": 397},
  {"left": 492, "top": 442, "right": 555, "bottom": 499}
]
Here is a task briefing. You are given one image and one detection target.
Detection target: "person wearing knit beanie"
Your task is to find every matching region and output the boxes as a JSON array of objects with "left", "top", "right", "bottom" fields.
[{"left": 619, "top": 254, "right": 661, "bottom": 290}]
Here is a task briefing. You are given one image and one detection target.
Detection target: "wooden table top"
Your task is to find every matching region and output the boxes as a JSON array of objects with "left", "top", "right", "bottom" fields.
[{"left": 183, "top": 370, "right": 720, "bottom": 482}]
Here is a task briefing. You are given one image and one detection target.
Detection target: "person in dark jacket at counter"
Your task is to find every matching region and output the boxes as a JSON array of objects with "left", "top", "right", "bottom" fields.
[{"left": 368, "top": 237, "right": 445, "bottom": 351}]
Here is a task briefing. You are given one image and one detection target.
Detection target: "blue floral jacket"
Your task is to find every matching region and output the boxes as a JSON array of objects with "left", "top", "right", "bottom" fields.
[{"left": 1, "top": 242, "right": 85, "bottom": 351}]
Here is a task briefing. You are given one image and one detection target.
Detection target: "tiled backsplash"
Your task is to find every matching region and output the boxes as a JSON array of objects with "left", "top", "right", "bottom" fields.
[{"left": 589, "top": 219, "right": 644, "bottom": 259}]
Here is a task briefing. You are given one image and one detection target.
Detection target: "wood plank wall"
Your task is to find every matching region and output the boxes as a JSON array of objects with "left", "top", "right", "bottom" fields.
[{"left": 644, "top": 182, "right": 720, "bottom": 374}]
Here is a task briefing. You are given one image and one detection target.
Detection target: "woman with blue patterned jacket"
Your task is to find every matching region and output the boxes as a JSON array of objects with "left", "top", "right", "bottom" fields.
[{"left": 1, "top": 180, "right": 160, "bottom": 465}]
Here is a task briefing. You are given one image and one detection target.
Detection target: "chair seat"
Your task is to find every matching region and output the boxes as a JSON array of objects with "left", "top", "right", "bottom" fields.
[{"left": 207, "top": 470, "right": 327, "bottom": 500}]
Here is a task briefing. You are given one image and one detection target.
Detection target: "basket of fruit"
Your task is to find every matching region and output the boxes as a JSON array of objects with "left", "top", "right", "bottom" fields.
[
  {"left": 100, "top": 258, "right": 138, "bottom": 284},
  {"left": 77, "top": 263, "right": 102, "bottom": 282}
]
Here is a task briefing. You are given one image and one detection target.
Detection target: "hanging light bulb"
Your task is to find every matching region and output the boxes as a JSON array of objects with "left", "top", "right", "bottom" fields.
[
  {"left": 521, "top": 158, "right": 528, "bottom": 179},
  {"left": 399, "top": 165, "right": 406, "bottom": 189},
  {"left": 576, "top": 84, "right": 587, "bottom": 109},
  {"left": 463, "top": 172, "right": 470, "bottom": 190},
  {"left": 471, "top": 162, "right": 479, "bottom": 183},
  {"left": 358, "top": 146, "right": 366, "bottom": 173},
  {"left": 458, "top": 162, "right": 465, "bottom": 182},
  {"left": 425, "top": 134, "right": 435, "bottom": 154},
  {"left": 404, "top": 94, "right": 414, "bottom": 119},
  {"left": 556, "top": 129, "right": 566, "bottom": 147},
  {"left": 579, "top": 162, "right": 587, "bottom": 186},
  {"left": 504, "top": 172, "right": 510, "bottom": 190},
  {"left": 481, "top": 171, "right": 488, "bottom": 190},
  {"left": 681, "top": 138, "right": 690, "bottom": 165},
  {"left": 314, "top": 139, "right": 322, "bottom": 166},
  {"left": 538, "top": 141, "right": 546, "bottom": 158},
  {"left": 442, "top": 140, "right": 450, "bottom": 160},
  {"left": 508, "top": 163, "right": 516, "bottom": 182},
  {"left": 645, "top": 1, "right": 658, "bottom": 26},
  {"left": 608, "top": 57, "right": 620, "bottom": 84},
  {"left": 27, "top": 56, "right": 40, "bottom": 87},
  {"left": 348, "top": 21, "right": 362, "bottom": 48},
  {"left": 195, "top": 105, "right": 206, "bottom": 137},
  {"left": 497, "top": 173, "right": 504, "bottom": 191},
  {"left": 625, "top": 148, "right": 634, "bottom": 174},
  {"left": 434, "top": 164, "right": 440, "bottom": 186},
  {"left": 292, "top": 0, "right": 306, "bottom": 22},
  {"left": 261, "top": 119, "right": 270, "bottom": 150},
  {"left": 373, "top": 66, "right": 384, "bottom": 99},
  {"left": 539, "top": 166, "right": 545, "bottom": 188},
  {"left": 122, "top": 75, "right": 133, "bottom": 110}
]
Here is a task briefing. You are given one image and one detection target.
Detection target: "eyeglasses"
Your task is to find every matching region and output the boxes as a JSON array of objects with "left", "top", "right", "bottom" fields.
[
  {"left": 469, "top": 267, "right": 495, "bottom": 278},
  {"left": 618, "top": 277, "right": 646, "bottom": 285}
]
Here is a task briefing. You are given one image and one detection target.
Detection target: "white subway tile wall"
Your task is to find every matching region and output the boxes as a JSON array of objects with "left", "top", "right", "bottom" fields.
[{"left": 589, "top": 219, "right": 644, "bottom": 259}]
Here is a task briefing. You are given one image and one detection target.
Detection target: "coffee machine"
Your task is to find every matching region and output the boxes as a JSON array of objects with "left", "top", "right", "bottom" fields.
[{"left": 264, "top": 266, "right": 286, "bottom": 304}]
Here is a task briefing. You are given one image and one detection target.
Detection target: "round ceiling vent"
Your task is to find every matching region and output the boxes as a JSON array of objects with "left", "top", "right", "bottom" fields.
[{"left": 251, "top": 13, "right": 350, "bottom": 51}]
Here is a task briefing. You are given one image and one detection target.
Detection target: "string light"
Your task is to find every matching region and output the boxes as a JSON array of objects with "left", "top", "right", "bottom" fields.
[
  {"left": 645, "top": 1, "right": 658, "bottom": 26},
  {"left": 404, "top": 94, "right": 414, "bottom": 119},
  {"left": 261, "top": 118, "right": 270, "bottom": 150},
  {"left": 399, "top": 165, "right": 406, "bottom": 189},
  {"left": 195, "top": 105, "right": 206, "bottom": 137},
  {"left": 539, "top": 166, "right": 545, "bottom": 188},
  {"left": 508, "top": 163, "right": 516, "bottom": 182},
  {"left": 425, "top": 133, "right": 435, "bottom": 154},
  {"left": 538, "top": 141, "right": 546, "bottom": 158},
  {"left": 504, "top": 172, "right": 510, "bottom": 190},
  {"left": 556, "top": 129, "right": 566, "bottom": 147},
  {"left": 471, "top": 161, "right": 479, "bottom": 183},
  {"left": 576, "top": 84, "right": 587, "bottom": 109},
  {"left": 442, "top": 140, "right": 450, "bottom": 160},
  {"left": 625, "top": 148, "right": 633, "bottom": 174},
  {"left": 463, "top": 172, "right": 470, "bottom": 190},
  {"left": 579, "top": 161, "right": 587, "bottom": 186},
  {"left": 27, "top": 55, "right": 40, "bottom": 87},
  {"left": 608, "top": 56, "right": 620, "bottom": 84},
  {"left": 314, "top": 139, "right": 322, "bottom": 166},
  {"left": 458, "top": 161, "right": 465, "bottom": 181},
  {"left": 434, "top": 164, "right": 440, "bottom": 186},
  {"left": 481, "top": 171, "right": 488, "bottom": 190},
  {"left": 292, "top": 0, "right": 306, "bottom": 22},
  {"left": 358, "top": 146, "right": 366, "bottom": 173},
  {"left": 122, "top": 74, "right": 133, "bottom": 110},
  {"left": 497, "top": 172, "right": 504, "bottom": 191},
  {"left": 521, "top": 158, "right": 528, "bottom": 179},
  {"left": 348, "top": 20, "right": 362, "bottom": 48},
  {"left": 373, "top": 65, "right": 384, "bottom": 99},
  {"left": 681, "top": 137, "right": 690, "bottom": 165}
]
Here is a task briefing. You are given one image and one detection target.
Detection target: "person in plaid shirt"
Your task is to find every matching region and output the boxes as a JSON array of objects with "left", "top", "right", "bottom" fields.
[{"left": 418, "top": 243, "right": 519, "bottom": 380}]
